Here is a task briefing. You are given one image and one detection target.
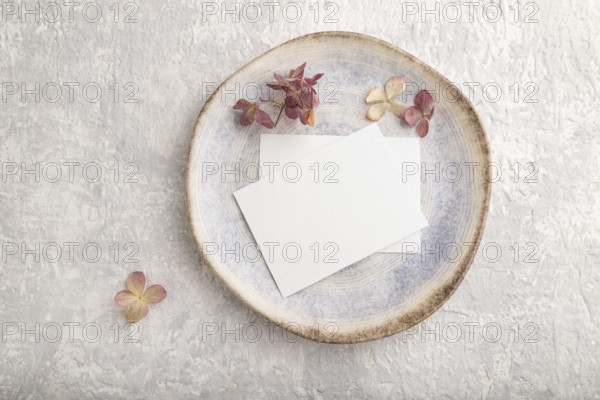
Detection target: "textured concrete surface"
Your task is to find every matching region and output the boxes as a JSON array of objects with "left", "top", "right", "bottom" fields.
[{"left": 0, "top": 0, "right": 599, "bottom": 398}]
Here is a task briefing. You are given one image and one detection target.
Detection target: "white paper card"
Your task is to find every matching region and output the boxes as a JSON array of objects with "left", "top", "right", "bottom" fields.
[
  {"left": 234, "top": 123, "right": 428, "bottom": 297},
  {"left": 260, "top": 134, "right": 422, "bottom": 253}
]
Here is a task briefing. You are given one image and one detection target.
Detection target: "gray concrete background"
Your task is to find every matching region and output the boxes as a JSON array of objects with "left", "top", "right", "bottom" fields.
[{"left": 0, "top": 0, "right": 599, "bottom": 398}]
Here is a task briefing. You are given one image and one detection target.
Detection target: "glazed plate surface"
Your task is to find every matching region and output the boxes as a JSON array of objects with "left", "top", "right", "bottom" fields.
[{"left": 187, "top": 32, "right": 491, "bottom": 343}]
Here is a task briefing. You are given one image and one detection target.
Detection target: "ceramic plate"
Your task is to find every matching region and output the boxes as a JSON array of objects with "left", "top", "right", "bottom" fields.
[{"left": 187, "top": 32, "right": 491, "bottom": 343}]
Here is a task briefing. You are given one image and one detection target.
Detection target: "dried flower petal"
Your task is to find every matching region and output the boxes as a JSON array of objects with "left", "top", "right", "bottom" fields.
[
  {"left": 311, "top": 92, "right": 320, "bottom": 108},
  {"left": 298, "top": 109, "right": 315, "bottom": 126},
  {"left": 414, "top": 90, "right": 434, "bottom": 117},
  {"left": 273, "top": 73, "right": 288, "bottom": 85},
  {"left": 304, "top": 73, "right": 324, "bottom": 85},
  {"left": 266, "top": 82, "right": 284, "bottom": 91},
  {"left": 306, "top": 108, "right": 315, "bottom": 126},
  {"left": 285, "top": 93, "right": 301, "bottom": 109},
  {"left": 285, "top": 106, "right": 300, "bottom": 120},
  {"left": 385, "top": 76, "right": 405, "bottom": 99},
  {"left": 416, "top": 118, "right": 430, "bottom": 138},
  {"left": 114, "top": 290, "right": 137, "bottom": 306},
  {"left": 404, "top": 106, "right": 422, "bottom": 126},
  {"left": 289, "top": 62, "right": 306, "bottom": 80},
  {"left": 233, "top": 99, "right": 251, "bottom": 110},
  {"left": 300, "top": 89, "right": 313, "bottom": 108},
  {"left": 367, "top": 103, "right": 388, "bottom": 121},
  {"left": 299, "top": 110, "right": 308, "bottom": 125},
  {"left": 142, "top": 284, "right": 167, "bottom": 304},
  {"left": 126, "top": 301, "right": 149, "bottom": 323},
  {"left": 255, "top": 109, "right": 274, "bottom": 129},
  {"left": 366, "top": 87, "right": 387, "bottom": 104},
  {"left": 239, "top": 107, "right": 256, "bottom": 126},
  {"left": 389, "top": 102, "right": 406, "bottom": 118},
  {"left": 127, "top": 271, "right": 146, "bottom": 297}
]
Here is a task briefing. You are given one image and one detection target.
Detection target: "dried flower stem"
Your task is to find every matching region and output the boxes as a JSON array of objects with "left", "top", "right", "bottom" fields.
[{"left": 274, "top": 103, "right": 285, "bottom": 127}]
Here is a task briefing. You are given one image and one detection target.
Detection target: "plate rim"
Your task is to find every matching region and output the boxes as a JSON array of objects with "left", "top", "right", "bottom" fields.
[{"left": 186, "top": 31, "right": 492, "bottom": 343}]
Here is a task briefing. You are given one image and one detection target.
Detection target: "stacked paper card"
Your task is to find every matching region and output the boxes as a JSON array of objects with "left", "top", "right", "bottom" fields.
[{"left": 234, "top": 123, "right": 428, "bottom": 297}]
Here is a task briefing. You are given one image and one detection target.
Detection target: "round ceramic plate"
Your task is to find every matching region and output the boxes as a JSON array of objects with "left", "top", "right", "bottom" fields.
[{"left": 187, "top": 32, "right": 491, "bottom": 343}]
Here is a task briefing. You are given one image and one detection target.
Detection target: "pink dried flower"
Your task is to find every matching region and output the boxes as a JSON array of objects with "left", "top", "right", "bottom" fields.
[
  {"left": 233, "top": 99, "right": 275, "bottom": 129},
  {"left": 114, "top": 271, "right": 166, "bottom": 323},
  {"left": 404, "top": 90, "right": 435, "bottom": 138},
  {"left": 233, "top": 62, "right": 323, "bottom": 128},
  {"left": 267, "top": 62, "right": 323, "bottom": 127}
]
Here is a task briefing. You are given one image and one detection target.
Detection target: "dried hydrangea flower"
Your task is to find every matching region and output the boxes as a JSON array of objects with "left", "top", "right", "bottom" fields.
[
  {"left": 233, "top": 99, "right": 275, "bottom": 129},
  {"left": 365, "top": 76, "right": 406, "bottom": 121},
  {"left": 114, "top": 271, "right": 167, "bottom": 323},
  {"left": 232, "top": 62, "right": 323, "bottom": 129},
  {"left": 405, "top": 90, "right": 435, "bottom": 138},
  {"left": 267, "top": 62, "right": 323, "bottom": 127}
]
